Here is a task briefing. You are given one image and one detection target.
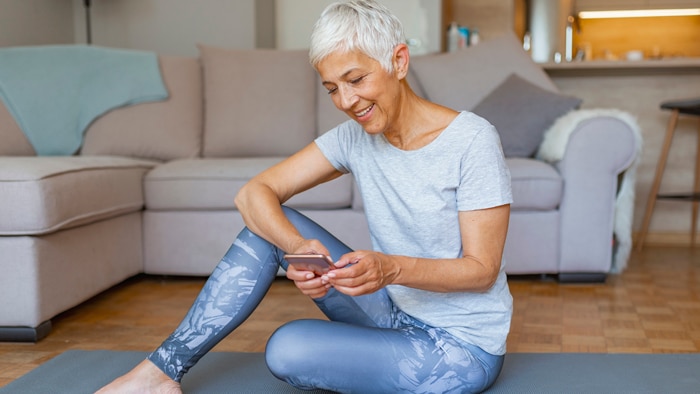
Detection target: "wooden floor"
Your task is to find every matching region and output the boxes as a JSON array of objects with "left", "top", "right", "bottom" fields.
[{"left": 1, "top": 246, "right": 699, "bottom": 387}]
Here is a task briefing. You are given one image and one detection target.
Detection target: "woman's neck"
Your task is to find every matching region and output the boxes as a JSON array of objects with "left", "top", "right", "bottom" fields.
[{"left": 383, "top": 90, "right": 459, "bottom": 151}]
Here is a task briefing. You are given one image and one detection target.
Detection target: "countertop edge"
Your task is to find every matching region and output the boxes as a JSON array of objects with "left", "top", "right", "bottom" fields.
[
  {"left": 541, "top": 58, "right": 700, "bottom": 77},
  {"left": 541, "top": 58, "right": 700, "bottom": 70}
]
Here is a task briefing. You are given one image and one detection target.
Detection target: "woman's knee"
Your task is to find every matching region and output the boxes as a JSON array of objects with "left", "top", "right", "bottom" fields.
[{"left": 265, "top": 320, "right": 320, "bottom": 380}]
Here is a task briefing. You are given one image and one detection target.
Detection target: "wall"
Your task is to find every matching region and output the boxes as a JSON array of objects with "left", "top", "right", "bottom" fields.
[
  {"left": 71, "top": 0, "right": 257, "bottom": 55},
  {"left": 256, "top": 0, "right": 276, "bottom": 49},
  {"left": 0, "top": 0, "right": 75, "bottom": 47},
  {"left": 0, "top": 0, "right": 262, "bottom": 54},
  {"left": 275, "top": 0, "right": 442, "bottom": 55}
]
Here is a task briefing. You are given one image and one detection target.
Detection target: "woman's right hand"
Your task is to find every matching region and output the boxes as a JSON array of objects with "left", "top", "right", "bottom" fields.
[
  {"left": 285, "top": 238, "right": 333, "bottom": 299},
  {"left": 286, "top": 264, "right": 331, "bottom": 299}
]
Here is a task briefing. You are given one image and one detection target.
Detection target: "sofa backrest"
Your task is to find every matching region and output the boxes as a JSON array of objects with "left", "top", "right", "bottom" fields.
[
  {"left": 81, "top": 55, "right": 203, "bottom": 161},
  {"left": 0, "top": 99, "right": 35, "bottom": 156},
  {"left": 198, "top": 45, "right": 317, "bottom": 158},
  {"left": 409, "top": 32, "right": 558, "bottom": 112}
]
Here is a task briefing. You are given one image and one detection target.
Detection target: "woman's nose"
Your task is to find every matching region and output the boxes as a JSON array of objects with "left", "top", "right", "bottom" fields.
[{"left": 338, "top": 87, "right": 358, "bottom": 110}]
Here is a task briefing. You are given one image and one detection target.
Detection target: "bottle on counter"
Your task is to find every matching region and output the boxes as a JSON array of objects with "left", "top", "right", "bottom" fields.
[
  {"left": 447, "top": 22, "right": 460, "bottom": 52},
  {"left": 458, "top": 26, "right": 470, "bottom": 49},
  {"left": 523, "top": 31, "right": 531, "bottom": 52},
  {"left": 469, "top": 28, "right": 480, "bottom": 46}
]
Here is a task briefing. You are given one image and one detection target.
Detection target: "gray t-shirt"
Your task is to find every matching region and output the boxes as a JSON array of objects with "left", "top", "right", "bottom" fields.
[{"left": 314, "top": 111, "right": 513, "bottom": 355}]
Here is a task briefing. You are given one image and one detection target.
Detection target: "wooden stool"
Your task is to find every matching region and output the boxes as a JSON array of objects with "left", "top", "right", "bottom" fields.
[{"left": 636, "top": 98, "right": 700, "bottom": 250}]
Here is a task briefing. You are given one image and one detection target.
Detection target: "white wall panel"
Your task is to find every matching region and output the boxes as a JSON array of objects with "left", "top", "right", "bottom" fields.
[
  {"left": 71, "top": 0, "right": 256, "bottom": 55},
  {"left": 275, "top": 0, "right": 441, "bottom": 55},
  {"left": 0, "top": 0, "right": 74, "bottom": 47}
]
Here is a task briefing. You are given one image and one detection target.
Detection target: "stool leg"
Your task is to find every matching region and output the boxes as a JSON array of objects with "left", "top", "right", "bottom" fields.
[
  {"left": 692, "top": 118, "right": 700, "bottom": 247},
  {"left": 636, "top": 109, "right": 680, "bottom": 250}
]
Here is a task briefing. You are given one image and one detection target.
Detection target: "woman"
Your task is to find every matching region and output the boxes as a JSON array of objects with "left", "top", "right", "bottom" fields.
[{"left": 98, "top": 1, "right": 512, "bottom": 392}]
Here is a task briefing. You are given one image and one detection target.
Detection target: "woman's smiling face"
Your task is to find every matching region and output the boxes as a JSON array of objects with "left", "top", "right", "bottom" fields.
[{"left": 317, "top": 50, "right": 401, "bottom": 135}]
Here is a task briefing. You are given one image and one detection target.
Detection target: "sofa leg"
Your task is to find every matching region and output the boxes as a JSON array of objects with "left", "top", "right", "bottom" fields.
[
  {"left": 0, "top": 320, "right": 52, "bottom": 342},
  {"left": 557, "top": 273, "right": 607, "bottom": 283}
]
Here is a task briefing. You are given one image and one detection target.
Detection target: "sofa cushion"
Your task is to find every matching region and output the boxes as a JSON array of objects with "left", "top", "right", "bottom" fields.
[
  {"left": 409, "top": 32, "right": 557, "bottom": 112},
  {"left": 0, "top": 156, "right": 156, "bottom": 235},
  {"left": 199, "top": 46, "right": 317, "bottom": 157},
  {"left": 145, "top": 158, "right": 353, "bottom": 210},
  {"left": 473, "top": 74, "right": 582, "bottom": 158},
  {"left": 0, "top": 100, "right": 35, "bottom": 156},
  {"left": 82, "top": 55, "right": 203, "bottom": 161},
  {"left": 507, "top": 158, "right": 562, "bottom": 211}
]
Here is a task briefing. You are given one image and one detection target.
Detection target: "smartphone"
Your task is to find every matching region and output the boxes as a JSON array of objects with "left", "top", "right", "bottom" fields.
[{"left": 283, "top": 254, "right": 336, "bottom": 275}]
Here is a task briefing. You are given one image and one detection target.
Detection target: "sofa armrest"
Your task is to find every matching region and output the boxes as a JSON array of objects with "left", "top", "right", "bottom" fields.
[{"left": 550, "top": 115, "right": 638, "bottom": 274}]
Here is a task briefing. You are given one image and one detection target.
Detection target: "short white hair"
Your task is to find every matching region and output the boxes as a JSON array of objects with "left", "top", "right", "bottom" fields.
[{"left": 309, "top": 0, "right": 405, "bottom": 73}]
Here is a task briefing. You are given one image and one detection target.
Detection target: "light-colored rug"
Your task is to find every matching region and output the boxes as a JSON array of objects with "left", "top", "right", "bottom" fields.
[{"left": 2, "top": 350, "right": 698, "bottom": 393}]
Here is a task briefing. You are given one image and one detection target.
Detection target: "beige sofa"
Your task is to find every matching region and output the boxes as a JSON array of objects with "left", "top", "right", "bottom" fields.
[{"left": 0, "top": 34, "right": 639, "bottom": 341}]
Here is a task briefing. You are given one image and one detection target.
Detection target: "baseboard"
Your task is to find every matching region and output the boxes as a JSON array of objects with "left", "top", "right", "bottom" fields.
[
  {"left": 634, "top": 231, "right": 700, "bottom": 247},
  {"left": 0, "top": 320, "right": 52, "bottom": 342},
  {"left": 557, "top": 273, "right": 607, "bottom": 283}
]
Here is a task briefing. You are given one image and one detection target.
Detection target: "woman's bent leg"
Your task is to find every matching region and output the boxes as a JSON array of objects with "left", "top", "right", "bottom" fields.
[
  {"left": 266, "top": 318, "right": 504, "bottom": 394},
  {"left": 147, "top": 228, "right": 282, "bottom": 381},
  {"left": 147, "top": 206, "right": 358, "bottom": 382}
]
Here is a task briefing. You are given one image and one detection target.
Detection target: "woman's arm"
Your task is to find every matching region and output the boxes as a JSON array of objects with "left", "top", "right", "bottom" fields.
[
  {"left": 327, "top": 204, "right": 510, "bottom": 295},
  {"left": 234, "top": 142, "right": 343, "bottom": 254}
]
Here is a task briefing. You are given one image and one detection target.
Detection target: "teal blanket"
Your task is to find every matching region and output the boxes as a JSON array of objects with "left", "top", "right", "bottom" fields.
[{"left": 0, "top": 45, "right": 168, "bottom": 156}]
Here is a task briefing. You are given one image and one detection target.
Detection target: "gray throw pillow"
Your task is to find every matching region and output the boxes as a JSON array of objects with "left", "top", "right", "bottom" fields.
[{"left": 472, "top": 73, "right": 582, "bottom": 158}]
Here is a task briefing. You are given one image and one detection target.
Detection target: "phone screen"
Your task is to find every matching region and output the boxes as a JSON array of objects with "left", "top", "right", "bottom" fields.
[{"left": 283, "top": 254, "right": 335, "bottom": 275}]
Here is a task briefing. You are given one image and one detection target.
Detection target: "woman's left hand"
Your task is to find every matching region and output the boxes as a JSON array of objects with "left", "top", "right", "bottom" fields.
[{"left": 323, "top": 251, "right": 398, "bottom": 296}]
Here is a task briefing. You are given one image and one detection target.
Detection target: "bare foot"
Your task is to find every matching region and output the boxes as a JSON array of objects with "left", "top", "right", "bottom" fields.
[{"left": 95, "top": 359, "right": 182, "bottom": 394}]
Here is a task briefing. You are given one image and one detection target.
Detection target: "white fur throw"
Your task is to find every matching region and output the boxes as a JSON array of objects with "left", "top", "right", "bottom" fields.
[{"left": 536, "top": 109, "right": 643, "bottom": 273}]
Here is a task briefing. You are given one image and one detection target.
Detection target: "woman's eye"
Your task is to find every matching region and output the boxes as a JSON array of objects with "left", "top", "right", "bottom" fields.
[
  {"left": 326, "top": 87, "right": 337, "bottom": 95},
  {"left": 350, "top": 76, "right": 364, "bottom": 85}
]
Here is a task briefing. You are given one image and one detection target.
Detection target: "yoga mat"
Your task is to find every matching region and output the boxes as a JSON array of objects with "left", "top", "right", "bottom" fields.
[{"left": 2, "top": 350, "right": 699, "bottom": 393}]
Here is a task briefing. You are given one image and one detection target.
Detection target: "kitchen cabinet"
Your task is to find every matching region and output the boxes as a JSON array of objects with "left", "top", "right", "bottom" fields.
[
  {"left": 575, "top": 0, "right": 641, "bottom": 12},
  {"left": 447, "top": 0, "right": 516, "bottom": 41},
  {"left": 576, "top": 0, "right": 700, "bottom": 12},
  {"left": 647, "top": 0, "right": 700, "bottom": 7}
]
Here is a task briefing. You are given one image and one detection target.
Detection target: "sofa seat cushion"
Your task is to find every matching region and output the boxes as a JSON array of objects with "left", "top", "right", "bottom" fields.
[
  {"left": 507, "top": 158, "right": 562, "bottom": 211},
  {"left": 0, "top": 156, "right": 156, "bottom": 235},
  {"left": 145, "top": 158, "right": 353, "bottom": 210}
]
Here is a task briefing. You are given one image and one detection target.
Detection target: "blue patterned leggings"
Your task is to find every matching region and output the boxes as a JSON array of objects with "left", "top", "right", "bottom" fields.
[{"left": 147, "top": 207, "right": 504, "bottom": 393}]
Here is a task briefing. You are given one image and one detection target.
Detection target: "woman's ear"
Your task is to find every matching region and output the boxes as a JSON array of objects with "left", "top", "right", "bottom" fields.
[{"left": 392, "top": 43, "right": 410, "bottom": 80}]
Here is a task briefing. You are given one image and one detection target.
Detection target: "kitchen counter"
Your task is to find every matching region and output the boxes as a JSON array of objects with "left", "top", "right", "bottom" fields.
[{"left": 541, "top": 58, "right": 700, "bottom": 77}]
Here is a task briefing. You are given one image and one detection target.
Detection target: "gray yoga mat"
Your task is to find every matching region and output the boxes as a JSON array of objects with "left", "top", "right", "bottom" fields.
[{"left": 1, "top": 350, "right": 699, "bottom": 393}]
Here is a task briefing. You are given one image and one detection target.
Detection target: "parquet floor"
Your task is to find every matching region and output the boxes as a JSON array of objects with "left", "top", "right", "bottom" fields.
[{"left": 1, "top": 246, "right": 698, "bottom": 388}]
